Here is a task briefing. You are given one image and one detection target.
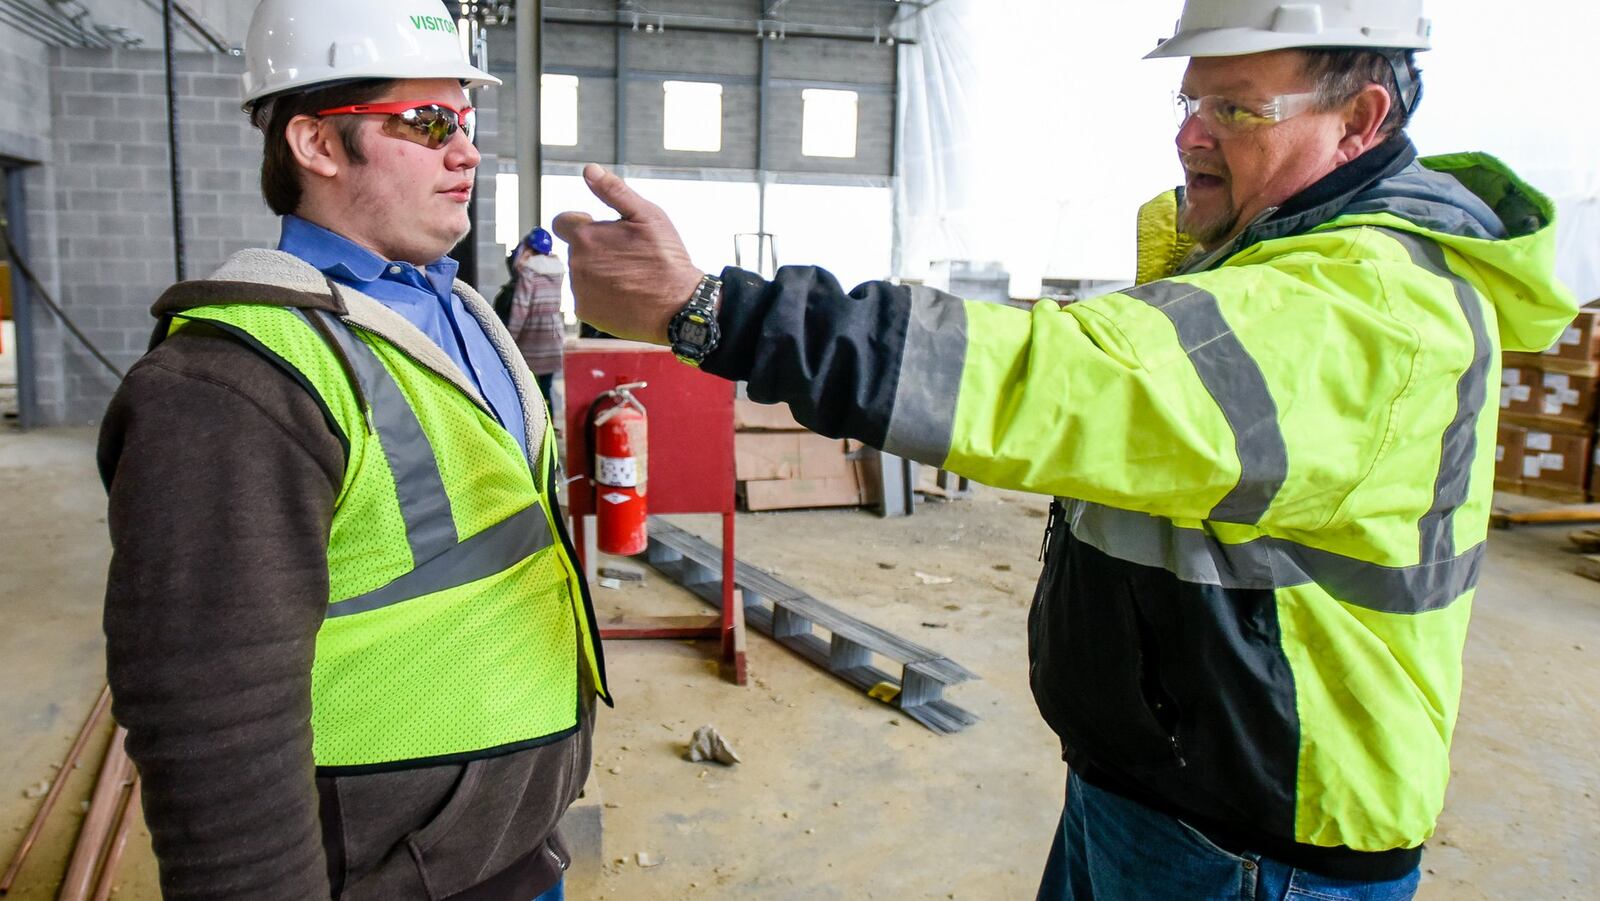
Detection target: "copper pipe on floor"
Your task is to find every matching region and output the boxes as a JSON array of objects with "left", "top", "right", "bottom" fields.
[
  {"left": 57, "top": 725, "right": 131, "bottom": 901},
  {"left": 0, "top": 684, "right": 112, "bottom": 894},
  {"left": 87, "top": 777, "right": 141, "bottom": 901}
]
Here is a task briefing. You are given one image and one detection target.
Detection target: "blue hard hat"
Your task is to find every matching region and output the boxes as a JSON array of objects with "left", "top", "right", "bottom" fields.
[{"left": 525, "top": 227, "right": 553, "bottom": 255}]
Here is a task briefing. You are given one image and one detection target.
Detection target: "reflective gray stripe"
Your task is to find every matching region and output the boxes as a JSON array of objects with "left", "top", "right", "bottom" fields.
[
  {"left": 1067, "top": 500, "right": 1481, "bottom": 615},
  {"left": 328, "top": 504, "right": 555, "bottom": 618},
  {"left": 882, "top": 285, "right": 968, "bottom": 465},
  {"left": 309, "top": 310, "right": 458, "bottom": 567},
  {"left": 1124, "top": 280, "right": 1288, "bottom": 524},
  {"left": 1377, "top": 230, "right": 1492, "bottom": 563}
]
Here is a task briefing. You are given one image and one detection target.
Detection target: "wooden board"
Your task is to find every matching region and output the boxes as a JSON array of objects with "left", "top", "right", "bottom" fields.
[
  {"left": 1578, "top": 555, "right": 1600, "bottom": 583},
  {"left": 733, "top": 398, "right": 805, "bottom": 431},
  {"left": 741, "top": 476, "right": 864, "bottom": 511},
  {"left": 1489, "top": 503, "right": 1600, "bottom": 528},
  {"left": 601, "top": 614, "right": 721, "bottom": 640},
  {"left": 735, "top": 431, "right": 858, "bottom": 481},
  {"left": 1570, "top": 529, "right": 1600, "bottom": 552},
  {"left": 1500, "top": 411, "right": 1598, "bottom": 436},
  {"left": 1503, "top": 352, "right": 1600, "bottom": 379},
  {"left": 1512, "top": 481, "right": 1591, "bottom": 504}
]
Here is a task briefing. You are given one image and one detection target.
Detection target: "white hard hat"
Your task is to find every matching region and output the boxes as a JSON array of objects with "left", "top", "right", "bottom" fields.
[
  {"left": 1146, "top": 1, "right": 1432, "bottom": 59},
  {"left": 241, "top": 0, "right": 501, "bottom": 109}
]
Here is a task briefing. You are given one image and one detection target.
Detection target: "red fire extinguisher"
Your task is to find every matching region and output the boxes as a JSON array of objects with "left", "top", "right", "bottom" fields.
[{"left": 591, "top": 381, "right": 649, "bottom": 555}]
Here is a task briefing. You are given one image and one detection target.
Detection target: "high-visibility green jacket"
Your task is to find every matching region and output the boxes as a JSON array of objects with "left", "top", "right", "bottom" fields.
[
  {"left": 158, "top": 250, "right": 609, "bottom": 772},
  {"left": 698, "top": 136, "right": 1578, "bottom": 879}
]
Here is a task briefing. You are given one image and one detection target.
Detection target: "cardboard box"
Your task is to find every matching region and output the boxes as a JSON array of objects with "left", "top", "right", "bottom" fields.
[
  {"left": 1499, "top": 366, "right": 1539, "bottom": 416},
  {"left": 733, "top": 398, "right": 805, "bottom": 432},
  {"left": 1521, "top": 429, "right": 1592, "bottom": 496},
  {"left": 1591, "top": 436, "right": 1600, "bottom": 502},
  {"left": 1537, "top": 309, "right": 1600, "bottom": 364},
  {"left": 1494, "top": 424, "right": 1526, "bottom": 489},
  {"left": 735, "top": 431, "right": 857, "bottom": 482},
  {"left": 1533, "top": 371, "right": 1598, "bottom": 426}
]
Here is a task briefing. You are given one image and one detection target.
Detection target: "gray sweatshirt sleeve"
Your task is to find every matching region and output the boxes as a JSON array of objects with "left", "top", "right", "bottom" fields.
[{"left": 98, "top": 326, "right": 345, "bottom": 900}]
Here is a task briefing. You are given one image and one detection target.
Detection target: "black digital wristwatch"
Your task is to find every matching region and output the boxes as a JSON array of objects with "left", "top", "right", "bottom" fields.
[{"left": 667, "top": 274, "right": 723, "bottom": 367}]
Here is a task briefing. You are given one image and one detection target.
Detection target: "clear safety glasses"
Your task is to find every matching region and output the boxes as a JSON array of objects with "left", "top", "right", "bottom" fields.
[
  {"left": 315, "top": 101, "right": 477, "bottom": 149},
  {"left": 1172, "top": 91, "right": 1322, "bottom": 137}
]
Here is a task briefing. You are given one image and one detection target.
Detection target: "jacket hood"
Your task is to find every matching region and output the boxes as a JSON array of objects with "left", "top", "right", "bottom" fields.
[
  {"left": 1149, "top": 141, "right": 1579, "bottom": 354},
  {"left": 152, "top": 248, "right": 348, "bottom": 316},
  {"left": 1332, "top": 152, "right": 1579, "bottom": 354}
]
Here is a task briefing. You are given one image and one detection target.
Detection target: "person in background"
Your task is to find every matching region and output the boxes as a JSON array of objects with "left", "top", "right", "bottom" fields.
[{"left": 504, "top": 227, "right": 567, "bottom": 405}]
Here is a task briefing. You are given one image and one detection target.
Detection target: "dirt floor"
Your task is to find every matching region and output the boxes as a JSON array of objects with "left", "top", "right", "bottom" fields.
[{"left": 1, "top": 427, "right": 1596, "bottom": 899}]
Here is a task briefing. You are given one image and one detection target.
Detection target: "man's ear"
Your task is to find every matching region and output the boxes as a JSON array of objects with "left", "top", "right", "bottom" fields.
[
  {"left": 284, "top": 114, "right": 341, "bottom": 179},
  {"left": 1335, "top": 83, "right": 1392, "bottom": 163}
]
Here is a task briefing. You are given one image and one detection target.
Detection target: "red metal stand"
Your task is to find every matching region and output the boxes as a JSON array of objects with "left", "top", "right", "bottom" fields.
[{"left": 563, "top": 339, "right": 746, "bottom": 684}]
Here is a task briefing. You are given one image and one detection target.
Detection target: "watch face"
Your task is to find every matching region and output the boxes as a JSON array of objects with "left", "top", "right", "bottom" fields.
[{"left": 678, "top": 319, "right": 711, "bottom": 345}]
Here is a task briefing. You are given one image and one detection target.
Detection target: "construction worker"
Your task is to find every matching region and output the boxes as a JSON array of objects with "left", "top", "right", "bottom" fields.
[
  {"left": 502, "top": 227, "right": 568, "bottom": 406},
  {"left": 98, "top": 0, "right": 605, "bottom": 898},
  {"left": 554, "top": 0, "right": 1578, "bottom": 897}
]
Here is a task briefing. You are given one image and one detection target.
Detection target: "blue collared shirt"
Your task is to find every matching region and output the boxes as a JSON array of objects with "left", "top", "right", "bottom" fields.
[{"left": 277, "top": 215, "right": 529, "bottom": 460}]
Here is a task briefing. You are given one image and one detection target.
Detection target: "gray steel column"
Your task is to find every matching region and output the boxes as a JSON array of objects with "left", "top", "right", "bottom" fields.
[
  {"left": 756, "top": 13, "right": 770, "bottom": 239},
  {"left": 163, "top": 0, "right": 186, "bottom": 281},
  {"left": 5, "top": 167, "right": 36, "bottom": 429},
  {"left": 614, "top": 13, "right": 628, "bottom": 168},
  {"left": 517, "top": 0, "right": 543, "bottom": 231}
]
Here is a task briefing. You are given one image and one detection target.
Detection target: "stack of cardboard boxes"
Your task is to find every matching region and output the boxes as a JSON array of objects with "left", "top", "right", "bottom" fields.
[{"left": 1496, "top": 305, "right": 1600, "bottom": 502}]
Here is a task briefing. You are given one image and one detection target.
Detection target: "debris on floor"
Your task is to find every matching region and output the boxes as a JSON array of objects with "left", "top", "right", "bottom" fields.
[
  {"left": 687, "top": 725, "right": 742, "bottom": 765},
  {"left": 598, "top": 566, "right": 646, "bottom": 582},
  {"left": 914, "top": 571, "right": 953, "bottom": 585}
]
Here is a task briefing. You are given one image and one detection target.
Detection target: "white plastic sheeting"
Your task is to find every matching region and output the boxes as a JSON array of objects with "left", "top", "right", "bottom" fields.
[{"left": 895, "top": 0, "right": 1600, "bottom": 301}]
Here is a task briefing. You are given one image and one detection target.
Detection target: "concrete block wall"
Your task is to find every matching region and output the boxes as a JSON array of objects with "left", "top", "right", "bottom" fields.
[
  {"left": 766, "top": 37, "right": 895, "bottom": 176},
  {"left": 488, "top": 11, "right": 896, "bottom": 178},
  {"left": 0, "top": 28, "right": 52, "bottom": 164},
  {"left": 33, "top": 48, "right": 277, "bottom": 424},
  {"left": 2, "top": 30, "right": 63, "bottom": 427}
]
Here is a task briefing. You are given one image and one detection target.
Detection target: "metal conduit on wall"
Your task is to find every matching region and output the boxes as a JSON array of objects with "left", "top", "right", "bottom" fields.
[
  {"left": 0, "top": 0, "right": 114, "bottom": 47},
  {"left": 541, "top": 4, "right": 917, "bottom": 45},
  {"left": 0, "top": 0, "right": 231, "bottom": 51}
]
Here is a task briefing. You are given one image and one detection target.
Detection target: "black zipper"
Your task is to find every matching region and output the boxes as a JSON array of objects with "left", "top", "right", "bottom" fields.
[
  {"left": 1133, "top": 608, "right": 1188, "bottom": 769},
  {"left": 1039, "top": 497, "right": 1066, "bottom": 563}
]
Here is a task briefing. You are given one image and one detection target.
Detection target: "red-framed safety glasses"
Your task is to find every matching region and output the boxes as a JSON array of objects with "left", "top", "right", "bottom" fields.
[{"left": 316, "top": 101, "right": 477, "bottom": 150}]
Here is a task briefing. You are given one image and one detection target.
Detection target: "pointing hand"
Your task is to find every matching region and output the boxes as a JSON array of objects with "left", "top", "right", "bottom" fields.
[{"left": 552, "top": 164, "right": 705, "bottom": 345}]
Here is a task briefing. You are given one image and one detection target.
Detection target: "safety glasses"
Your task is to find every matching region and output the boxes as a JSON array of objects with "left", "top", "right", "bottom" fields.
[
  {"left": 315, "top": 101, "right": 477, "bottom": 149},
  {"left": 1172, "top": 91, "right": 1321, "bottom": 137}
]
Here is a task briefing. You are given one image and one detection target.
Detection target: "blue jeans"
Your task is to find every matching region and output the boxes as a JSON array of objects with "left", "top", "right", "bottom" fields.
[
  {"left": 1038, "top": 772, "right": 1420, "bottom": 901},
  {"left": 532, "top": 879, "right": 564, "bottom": 901}
]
